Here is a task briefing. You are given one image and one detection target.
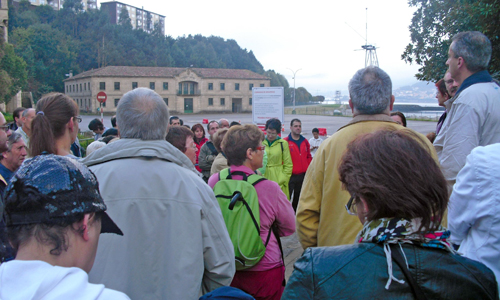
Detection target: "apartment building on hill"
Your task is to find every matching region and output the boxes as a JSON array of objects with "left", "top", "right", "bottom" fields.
[{"left": 100, "top": 1, "right": 165, "bottom": 35}]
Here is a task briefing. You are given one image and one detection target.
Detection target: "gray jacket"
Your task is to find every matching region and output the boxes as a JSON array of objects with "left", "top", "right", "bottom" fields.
[
  {"left": 82, "top": 139, "right": 235, "bottom": 300},
  {"left": 198, "top": 141, "right": 218, "bottom": 180}
]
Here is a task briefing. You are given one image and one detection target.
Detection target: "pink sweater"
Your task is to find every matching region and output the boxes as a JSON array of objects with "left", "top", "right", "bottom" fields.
[{"left": 208, "top": 165, "right": 296, "bottom": 271}]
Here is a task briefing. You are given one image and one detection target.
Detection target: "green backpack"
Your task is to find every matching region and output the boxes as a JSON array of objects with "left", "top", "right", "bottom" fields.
[{"left": 213, "top": 168, "right": 272, "bottom": 270}]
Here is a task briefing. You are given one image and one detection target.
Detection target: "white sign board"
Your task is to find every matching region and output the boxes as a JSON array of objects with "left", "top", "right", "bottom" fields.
[{"left": 252, "top": 87, "right": 284, "bottom": 125}]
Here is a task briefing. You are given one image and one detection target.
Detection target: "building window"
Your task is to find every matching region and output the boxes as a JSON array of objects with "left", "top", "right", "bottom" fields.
[
  {"left": 88, "top": 82, "right": 91, "bottom": 90},
  {"left": 84, "top": 83, "right": 86, "bottom": 91},
  {"left": 208, "top": 98, "right": 213, "bottom": 106},
  {"left": 249, "top": 83, "right": 254, "bottom": 90},
  {"left": 80, "top": 83, "right": 82, "bottom": 92},
  {"left": 132, "top": 82, "right": 138, "bottom": 89},
  {"left": 66, "top": 85, "right": 68, "bottom": 93},
  {"left": 220, "top": 98, "right": 225, "bottom": 106},
  {"left": 99, "top": 82, "right": 105, "bottom": 90},
  {"left": 163, "top": 98, "right": 168, "bottom": 106},
  {"left": 114, "top": 82, "right": 120, "bottom": 90},
  {"left": 208, "top": 83, "right": 213, "bottom": 90},
  {"left": 260, "top": 84, "right": 265, "bottom": 87},
  {"left": 249, "top": 98, "right": 252, "bottom": 105},
  {"left": 150, "top": 82, "right": 155, "bottom": 90},
  {"left": 114, "top": 99, "right": 120, "bottom": 107},
  {"left": 220, "top": 83, "right": 225, "bottom": 91},
  {"left": 235, "top": 83, "right": 239, "bottom": 90},
  {"left": 163, "top": 82, "right": 168, "bottom": 90}
]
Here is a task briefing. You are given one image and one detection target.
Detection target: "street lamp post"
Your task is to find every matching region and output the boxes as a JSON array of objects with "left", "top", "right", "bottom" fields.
[{"left": 287, "top": 68, "right": 301, "bottom": 114}]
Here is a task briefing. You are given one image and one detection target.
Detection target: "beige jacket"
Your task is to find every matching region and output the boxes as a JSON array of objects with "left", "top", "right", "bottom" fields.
[{"left": 296, "top": 115, "right": 438, "bottom": 248}]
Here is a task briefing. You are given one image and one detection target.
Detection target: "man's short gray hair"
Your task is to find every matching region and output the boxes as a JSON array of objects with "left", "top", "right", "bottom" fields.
[
  {"left": 451, "top": 31, "right": 491, "bottom": 73},
  {"left": 348, "top": 66, "right": 392, "bottom": 115},
  {"left": 117, "top": 88, "right": 170, "bottom": 140},
  {"left": 7, "top": 132, "right": 23, "bottom": 151},
  {"left": 22, "top": 108, "right": 35, "bottom": 118},
  {"left": 1, "top": 132, "right": 24, "bottom": 159}
]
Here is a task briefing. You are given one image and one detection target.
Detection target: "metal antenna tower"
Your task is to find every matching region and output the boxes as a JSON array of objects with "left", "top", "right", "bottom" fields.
[{"left": 347, "top": 8, "right": 379, "bottom": 67}]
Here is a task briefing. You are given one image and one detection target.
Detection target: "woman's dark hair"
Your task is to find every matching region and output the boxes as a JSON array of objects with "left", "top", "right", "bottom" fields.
[
  {"left": 88, "top": 118, "right": 104, "bottom": 131},
  {"left": 7, "top": 212, "right": 102, "bottom": 256},
  {"left": 435, "top": 79, "right": 450, "bottom": 100},
  {"left": 166, "top": 126, "right": 194, "bottom": 153},
  {"left": 390, "top": 111, "right": 407, "bottom": 127},
  {"left": 30, "top": 93, "right": 79, "bottom": 156},
  {"left": 222, "top": 125, "right": 264, "bottom": 166},
  {"left": 265, "top": 118, "right": 281, "bottom": 132},
  {"left": 212, "top": 128, "right": 229, "bottom": 152},
  {"left": 191, "top": 123, "right": 206, "bottom": 144},
  {"left": 229, "top": 121, "right": 241, "bottom": 127},
  {"left": 338, "top": 129, "right": 448, "bottom": 232}
]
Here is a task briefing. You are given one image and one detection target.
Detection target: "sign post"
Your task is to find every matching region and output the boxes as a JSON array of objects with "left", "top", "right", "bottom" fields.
[
  {"left": 252, "top": 87, "right": 284, "bottom": 126},
  {"left": 96, "top": 91, "right": 107, "bottom": 123}
]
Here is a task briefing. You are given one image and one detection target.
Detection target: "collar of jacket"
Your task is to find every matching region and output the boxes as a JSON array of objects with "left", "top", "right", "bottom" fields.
[
  {"left": 81, "top": 138, "right": 199, "bottom": 174},
  {"left": 445, "top": 70, "right": 493, "bottom": 110},
  {"left": 338, "top": 114, "right": 396, "bottom": 132}
]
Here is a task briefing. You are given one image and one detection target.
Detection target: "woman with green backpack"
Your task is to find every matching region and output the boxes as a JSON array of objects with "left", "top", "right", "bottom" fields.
[{"left": 208, "top": 124, "right": 295, "bottom": 300}]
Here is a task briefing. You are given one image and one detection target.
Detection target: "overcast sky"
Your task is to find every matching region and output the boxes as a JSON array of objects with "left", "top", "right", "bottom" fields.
[{"left": 99, "top": 0, "right": 425, "bottom": 97}]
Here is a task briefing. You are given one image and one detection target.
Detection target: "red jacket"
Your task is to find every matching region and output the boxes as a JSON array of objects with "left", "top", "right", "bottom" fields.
[{"left": 284, "top": 134, "right": 312, "bottom": 175}]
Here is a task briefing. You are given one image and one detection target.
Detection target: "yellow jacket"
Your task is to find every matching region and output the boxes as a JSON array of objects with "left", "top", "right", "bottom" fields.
[
  {"left": 263, "top": 137, "right": 293, "bottom": 199},
  {"left": 296, "top": 115, "right": 438, "bottom": 248}
]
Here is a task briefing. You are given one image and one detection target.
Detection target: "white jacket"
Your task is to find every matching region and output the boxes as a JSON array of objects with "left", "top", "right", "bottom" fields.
[
  {"left": 0, "top": 260, "right": 129, "bottom": 299},
  {"left": 434, "top": 81, "right": 500, "bottom": 189},
  {"left": 449, "top": 143, "right": 500, "bottom": 292},
  {"left": 82, "top": 139, "right": 235, "bottom": 300}
]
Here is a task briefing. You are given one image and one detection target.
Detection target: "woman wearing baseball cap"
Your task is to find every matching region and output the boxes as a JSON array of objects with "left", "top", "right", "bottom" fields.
[{"left": 0, "top": 154, "right": 128, "bottom": 299}]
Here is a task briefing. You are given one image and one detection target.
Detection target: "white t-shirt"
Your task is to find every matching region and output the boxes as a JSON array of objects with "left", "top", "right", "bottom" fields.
[
  {"left": 309, "top": 137, "right": 323, "bottom": 157},
  {"left": 0, "top": 260, "right": 130, "bottom": 300}
]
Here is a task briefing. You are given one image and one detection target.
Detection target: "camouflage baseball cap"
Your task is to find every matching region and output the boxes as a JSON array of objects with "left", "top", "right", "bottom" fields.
[{"left": 3, "top": 154, "right": 122, "bottom": 235}]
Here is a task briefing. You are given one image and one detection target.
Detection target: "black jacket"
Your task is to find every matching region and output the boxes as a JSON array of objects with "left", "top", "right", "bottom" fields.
[{"left": 283, "top": 243, "right": 498, "bottom": 299}]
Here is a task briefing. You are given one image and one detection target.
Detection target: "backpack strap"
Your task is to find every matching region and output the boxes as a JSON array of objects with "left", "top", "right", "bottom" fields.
[{"left": 206, "top": 141, "right": 219, "bottom": 156}]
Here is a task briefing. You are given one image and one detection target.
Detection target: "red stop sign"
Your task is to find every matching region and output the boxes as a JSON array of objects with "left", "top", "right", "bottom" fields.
[{"left": 97, "top": 91, "right": 107, "bottom": 103}]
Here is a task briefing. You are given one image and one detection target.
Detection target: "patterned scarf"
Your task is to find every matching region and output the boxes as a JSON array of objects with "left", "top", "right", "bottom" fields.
[{"left": 355, "top": 217, "right": 454, "bottom": 289}]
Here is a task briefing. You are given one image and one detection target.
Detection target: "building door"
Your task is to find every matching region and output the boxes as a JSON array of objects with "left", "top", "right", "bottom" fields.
[
  {"left": 184, "top": 98, "right": 193, "bottom": 113},
  {"left": 232, "top": 98, "right": 242, "bottom": 113}
]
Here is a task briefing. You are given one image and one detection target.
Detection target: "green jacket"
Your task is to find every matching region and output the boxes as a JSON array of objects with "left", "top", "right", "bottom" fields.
[{"left": 263, "top": 137, "right": 293, "bottom": 199}]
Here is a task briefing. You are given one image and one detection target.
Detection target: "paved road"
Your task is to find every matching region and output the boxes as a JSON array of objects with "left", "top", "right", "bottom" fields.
[{"left": 81, "top": 113, "right": 437, "bottom": 138}]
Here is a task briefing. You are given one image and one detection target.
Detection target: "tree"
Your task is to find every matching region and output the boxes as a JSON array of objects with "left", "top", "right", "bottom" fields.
[
  {"left": 118, "top": 7, "right": 132, "bottom": 29},
  {"left": 402, "top": 0, "right": 500, "bottom": 82},
  {"left": 0, "top": 28, "right": 28, "bottom": 103}
]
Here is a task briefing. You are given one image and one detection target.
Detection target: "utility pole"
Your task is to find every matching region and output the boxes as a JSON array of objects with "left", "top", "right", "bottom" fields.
[{"left": 287, "top": 68, "right": 301, "bottom": 114}]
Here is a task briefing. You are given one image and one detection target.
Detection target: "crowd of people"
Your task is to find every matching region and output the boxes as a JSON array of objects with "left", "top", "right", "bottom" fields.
[{"left": 0, "top": 30, "right": 499, "bottom": 300}]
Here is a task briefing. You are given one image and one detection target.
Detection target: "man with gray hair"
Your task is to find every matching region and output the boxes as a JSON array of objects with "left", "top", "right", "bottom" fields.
[
  {"left": 434, "top": 31, "right": 500, "bottom": 190},
  {"left": 0, "top": 132, "right": 27, "bottom": 184},
  {"left": 15, "top": 108, "right": 35, "bottom": 151},
  {"left": 296, "top": 66, "right": 437, "bottom": 248},
  {"left": 82, "top": 88, "right": 235, "bottom": 300}
]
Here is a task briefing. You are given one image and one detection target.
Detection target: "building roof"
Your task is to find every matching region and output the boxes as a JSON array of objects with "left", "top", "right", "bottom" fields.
[
  {"left": 64, "top": 66, "right": 269, "bottom": 81},
  {"left": 100, "top": 1, "right": 166, "bottom": 17}
]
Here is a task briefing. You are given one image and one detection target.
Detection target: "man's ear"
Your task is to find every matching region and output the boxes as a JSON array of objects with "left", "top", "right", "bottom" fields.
[
  {"left": 390, "top": 95, "right": 395, "bottom": 111},
  {"left": 349, "top": 99, "right": 354, "bottom": 113}
]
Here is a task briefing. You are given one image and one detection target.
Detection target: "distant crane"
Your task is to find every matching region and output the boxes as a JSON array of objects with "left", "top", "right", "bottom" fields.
[{"left": 346, "top": 8, "right": 379, "bottom": 67}]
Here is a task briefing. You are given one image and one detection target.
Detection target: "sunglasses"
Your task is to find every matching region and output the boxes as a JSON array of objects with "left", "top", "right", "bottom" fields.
[
  {"left": 74, "top": 116, "right": 82, "bottom": 123},
  {"left": 0, "top": 125, "right": 10, "bottom": 132},
  {"left": 255, "top": 145, "right": 266, "bottom": 151}
]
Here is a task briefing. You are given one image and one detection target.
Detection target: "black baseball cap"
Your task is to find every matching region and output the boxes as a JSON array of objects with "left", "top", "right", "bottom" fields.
[{"left": 3, "top": 154, "right": 122, "bottom": 235}]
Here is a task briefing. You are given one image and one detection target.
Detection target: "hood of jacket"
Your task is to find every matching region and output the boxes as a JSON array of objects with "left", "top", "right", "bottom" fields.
[
  {"left": 0, "top": 260, "right": 127, "bottom": 300},
  {"left": 81, "top": 138, "right": 198, "bottom": 174}
]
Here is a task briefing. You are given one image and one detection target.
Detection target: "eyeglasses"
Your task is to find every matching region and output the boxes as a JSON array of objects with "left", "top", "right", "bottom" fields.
[
  {"left": 255, "top": 145, "right": 266, "bottom": 151},
  {"left": 345, "top": 194, "right": 357, "bottom": 216},
  {"left": 0, "top": 125, "right": 10, "bottom": 132},
  {"left": 74, "top": 116, "right": 82, "bottom": 123}
]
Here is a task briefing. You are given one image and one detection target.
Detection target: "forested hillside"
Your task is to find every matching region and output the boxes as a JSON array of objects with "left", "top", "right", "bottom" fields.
[{"left": 3, "top": 0, "right": 321, "bottom": 104}]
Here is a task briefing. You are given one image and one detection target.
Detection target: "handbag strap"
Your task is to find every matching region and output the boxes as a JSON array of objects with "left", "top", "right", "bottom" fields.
[{"left": 390, "top": 244, "right": 427, "bottom": 300}]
